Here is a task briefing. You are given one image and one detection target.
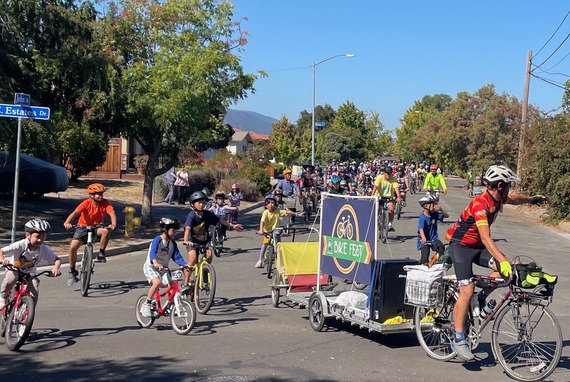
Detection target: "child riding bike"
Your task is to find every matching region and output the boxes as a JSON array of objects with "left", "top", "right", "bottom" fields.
[
  {"left": 0, "top": 219, "right": 62, "bottom": 310},
  {"left": 182, "top": 191, "right": 243, "bottom": 289},
  {"left": 140, "top": 217, "right": 189, "bottom": 318},
  {"left": 256, "top": 194, "right": 299, "bottom": 268},
  {"left": 63, "top": 182, "right": 116, "bottom": 286},
  {"left": 417, "top": 195, "right": 449, "bottom": 265},
  {"left": 209, "top": 192, "right": 238, "bottom": 241}
]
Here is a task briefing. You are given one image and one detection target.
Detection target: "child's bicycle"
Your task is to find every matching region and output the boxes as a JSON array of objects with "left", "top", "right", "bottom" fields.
[
  {"left": 71, "top": 224, "right": 105, "bottom": 296},
  {"left": 135, "top": 267, "right": 196, "bottom": 335},
  {"left": 183, "top": 243, "right": 216, "bottom": 315},
  {"left": 409, "top": 258, "right": 561, "bottom": 381},
  {"left": 209, "top": 223, "right": 225, "bottom": 258},
  {"left": 0, "top": 262, "right": 56, "bottom": 351},
  {"left": 259, "top": 230, "right": 281, "bottom": 280}
]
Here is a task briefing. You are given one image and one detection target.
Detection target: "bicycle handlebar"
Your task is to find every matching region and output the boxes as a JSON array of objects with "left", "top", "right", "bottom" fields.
[
  {"left": 473, "top": 274, "right": 512, "bottom": 289},
  {"left": 2, "top": 263, "right": 57, "bottom": 278}
]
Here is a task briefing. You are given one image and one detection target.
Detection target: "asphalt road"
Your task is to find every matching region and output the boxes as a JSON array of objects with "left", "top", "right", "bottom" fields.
[{"left": 0, "top": 178, "right": 568, "bottom": 382}]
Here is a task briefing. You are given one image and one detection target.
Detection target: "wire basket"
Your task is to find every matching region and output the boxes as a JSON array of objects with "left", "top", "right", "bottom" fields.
[{"left": 404, "top": 267, "right": 445, "bottom": 307}]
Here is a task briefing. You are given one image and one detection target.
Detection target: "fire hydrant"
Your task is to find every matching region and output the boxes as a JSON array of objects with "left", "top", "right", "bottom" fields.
[{"left": 123, "top": 206, "right": 136, "bottom": 237}]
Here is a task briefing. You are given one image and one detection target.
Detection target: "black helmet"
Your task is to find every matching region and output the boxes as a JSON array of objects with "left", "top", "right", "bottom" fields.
[
  {"left": 159, "top": 216, "right": 180, "bottom": 230},
  {"left": 189, "top": 190, "right": 209, "bottom": 204},
  {"left": 397, "top": 165, "right": 405, "bottom": 173},
  {"left": 385, "top": 166, "right": 393, "bottom": 175},
  {"left": 215, "top": 192, "right": 226, "bottom": 199}
]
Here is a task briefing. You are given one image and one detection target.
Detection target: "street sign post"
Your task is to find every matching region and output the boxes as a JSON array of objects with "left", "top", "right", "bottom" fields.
[{"left": 4, "top": 95, "right": 51, "bottom": 242}]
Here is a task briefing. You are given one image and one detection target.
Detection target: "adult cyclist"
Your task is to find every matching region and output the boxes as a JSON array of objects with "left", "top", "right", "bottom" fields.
[
  {"left": 423, "top": 164, "right": 447, "bottom": 201},
  {"left": 445, "top": 165, "right": 544, "bottom": 361},
  {"left": 371, "top": 166, "right": 401, "bottom": 232}
]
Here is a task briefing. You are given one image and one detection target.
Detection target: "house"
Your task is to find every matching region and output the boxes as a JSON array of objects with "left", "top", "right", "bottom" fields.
[{"left": 227, "top": 129, "right": 254, "bottom": 155}]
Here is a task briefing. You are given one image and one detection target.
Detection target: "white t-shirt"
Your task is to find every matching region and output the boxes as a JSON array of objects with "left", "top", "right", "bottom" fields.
[{"left": 1, "top": 238, "right": 58, "bottom": 274}]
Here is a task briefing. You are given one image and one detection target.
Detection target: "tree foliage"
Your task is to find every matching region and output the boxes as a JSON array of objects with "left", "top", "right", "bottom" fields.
[
  {"left": 269, "top": 115, "right": 302, "bottom": 164},
  {"left": 97, "top": 0, "right": 258, "bottom": 223}
]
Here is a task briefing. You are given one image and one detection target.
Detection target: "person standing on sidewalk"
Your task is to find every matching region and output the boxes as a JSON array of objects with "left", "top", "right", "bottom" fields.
[
  {"left": 173, "top": 166, "right": 190, "bottom": 205},
  {"left": 165, "top": 166, "right": 176, "bottom": 204}
]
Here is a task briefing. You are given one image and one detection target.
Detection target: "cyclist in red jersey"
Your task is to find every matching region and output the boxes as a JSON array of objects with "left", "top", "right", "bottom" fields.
[{"left": 445, "top": 165, "right": 544, "bottom": 361}]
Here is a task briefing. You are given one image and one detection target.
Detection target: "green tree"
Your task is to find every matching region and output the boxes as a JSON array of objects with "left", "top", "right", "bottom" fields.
[
  {"left": 98, "top": 0, "right": 258, "bottom": 224},
  {"left": 365, "top": 110, "right": 393, "bottom": 159},
  {"left": 269, "top": 115, "right": 302, "bottom": 165}
]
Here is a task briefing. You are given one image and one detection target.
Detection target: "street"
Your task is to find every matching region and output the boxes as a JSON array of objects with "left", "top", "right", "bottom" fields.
[{"left": 0, "top": 178, "right": 568, "bottom": 382}]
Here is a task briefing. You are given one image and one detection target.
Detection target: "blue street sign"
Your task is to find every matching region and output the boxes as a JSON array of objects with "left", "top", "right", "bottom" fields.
[
  {"left": 14, "top": 93, "right": 31, "bottom": 106},
  {"left": 315, "top": 121, "right": 326, "bottom": 127},
  {"left": 0, "top": 104, "right": 50, "bottom": 120}
]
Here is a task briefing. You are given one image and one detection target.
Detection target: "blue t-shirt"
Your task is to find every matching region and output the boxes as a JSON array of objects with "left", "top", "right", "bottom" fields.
[
  {"left": 275, "top": 179, "right": 300, "bottom": 197},
  {"left": 417, "top": 211, "right": 445, "bottom": 250},
  {"left": 184, "top": 210, "right": 220, "bottom": 245}
]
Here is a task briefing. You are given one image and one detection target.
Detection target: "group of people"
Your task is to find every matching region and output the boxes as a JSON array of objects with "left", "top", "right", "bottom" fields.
[{"left": 0, "top": 160, "right": 544, "bottom": 366}]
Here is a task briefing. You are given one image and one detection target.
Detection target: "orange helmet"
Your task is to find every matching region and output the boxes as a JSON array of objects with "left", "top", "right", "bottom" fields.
[{"left": 87, "top": 183, "right": 106, "bottom": 194}]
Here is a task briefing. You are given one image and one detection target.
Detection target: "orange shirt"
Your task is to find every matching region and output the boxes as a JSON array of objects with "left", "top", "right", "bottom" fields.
[
  {"left": 446, "top": 190, "right": 507, "bottom": 247},
  {"left": 75, "top": 199, "right": 115, "bottom": 226}
]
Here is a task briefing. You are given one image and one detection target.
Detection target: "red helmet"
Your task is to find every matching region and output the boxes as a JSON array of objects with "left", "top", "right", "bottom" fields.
[
  {"left": 87, "top": 183, "right": 106, "bottom": 194},
  {"left": 430, "top": 164, "right": 438, "bottom": 171}
]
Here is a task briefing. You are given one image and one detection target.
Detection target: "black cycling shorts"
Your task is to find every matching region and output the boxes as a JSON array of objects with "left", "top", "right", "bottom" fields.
[{"left": 448, "top": 241, "right": 495, "bottom": 283}]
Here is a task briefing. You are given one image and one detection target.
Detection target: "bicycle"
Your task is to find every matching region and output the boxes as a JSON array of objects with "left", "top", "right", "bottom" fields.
[
  {"left": 183, "top": 243, "right": 216, "bottom": 314},
  {"left": 410, "top": 261, "right": 562, "bottom": 381},
  {"left": 377, "top": 198, "right": 391, "bottom": 243},
  {"left": 260, "top": 230, "right": 281, "bottom": 280},
  {"left": 395, "top": 190, "right": 407, "bottom": 220},
  {"left": 467, "top": 181, "right": 474, "bottom": 198},
  {"left": 135, "top": 267, "right": 196, "bottom": 335},
  {"left": 209, "top": 223, "right": 224, "bottom": 258},
  {"left": 426, "top": 189, "right": 440, "bottom": 202},
  {"left": 71, "top": 224, "right": 105, "bottom": 296},
  {"left": 301, "top": 187, "right": 317, "bottom": 223},
  {"left": 0, "top": 263, "right": 55, "bottom": 351}
]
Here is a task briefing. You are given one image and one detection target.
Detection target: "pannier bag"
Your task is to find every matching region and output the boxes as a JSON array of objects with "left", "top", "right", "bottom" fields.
[{"left": 514, "top": 263, "right": 557, "bottom": 289}]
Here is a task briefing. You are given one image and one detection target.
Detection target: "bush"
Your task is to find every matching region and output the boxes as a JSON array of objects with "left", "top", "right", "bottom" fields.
[
  {"left": 234, "top": 164, "right": 271, "bottom": 197},
  {"left": 187, "top": 169, "right": 217, "bottom": 195}
]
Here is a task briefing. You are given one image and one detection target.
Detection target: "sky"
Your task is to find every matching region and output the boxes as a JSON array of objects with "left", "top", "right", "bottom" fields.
[{"left": 230, "top": 1, "right": 570, "bottom": 131}]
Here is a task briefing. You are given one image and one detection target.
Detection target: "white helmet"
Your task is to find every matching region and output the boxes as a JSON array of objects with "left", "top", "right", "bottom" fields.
[
  {"left": 483, "top": 165, "right": 520, "bottom": 185},
  {"left": 419, "top": 195, "right": 436, "bottom": 207},
  {"left": 24, "top": 219, "right": 52, "bottom": 233}
]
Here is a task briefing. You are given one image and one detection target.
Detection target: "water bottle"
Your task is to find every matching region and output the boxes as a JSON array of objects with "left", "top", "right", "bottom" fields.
[
  {"left": 479, "top": 299, "right": 496, "bottom": 320},
  {"left": 470, "top": 295, "right": 480, "bottom": 318}
]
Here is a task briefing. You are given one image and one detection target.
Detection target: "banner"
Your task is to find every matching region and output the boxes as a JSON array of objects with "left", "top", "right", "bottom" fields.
[{"left": 320, "top": 194, "right": 377, "bottom": 284}]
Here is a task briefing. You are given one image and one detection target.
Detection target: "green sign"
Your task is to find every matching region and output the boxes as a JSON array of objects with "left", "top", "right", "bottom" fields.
[{"left": 322, "top": 236, "right": 372, "bottom": 264}]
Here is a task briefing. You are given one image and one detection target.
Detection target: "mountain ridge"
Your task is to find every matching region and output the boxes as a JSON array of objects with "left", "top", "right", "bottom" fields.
[{"left": 224, "top": 108, "right": 277, "bottom": 135}]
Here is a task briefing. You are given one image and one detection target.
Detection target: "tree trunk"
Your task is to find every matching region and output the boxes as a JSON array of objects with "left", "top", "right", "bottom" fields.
[{"left": 141, "top": 165, "right": 154, "bottom": 226}]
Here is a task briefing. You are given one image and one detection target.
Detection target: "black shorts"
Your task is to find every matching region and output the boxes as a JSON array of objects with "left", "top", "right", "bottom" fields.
[
  {"left": 72, "top": 227, "right": 101, "bottom": 245},
  {"left": 448, "top": 241, "right": 495, "bottom": 283}
]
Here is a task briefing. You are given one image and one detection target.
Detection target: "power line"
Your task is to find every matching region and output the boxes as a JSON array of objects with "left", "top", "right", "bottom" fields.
[
  {"left": 530, "top": 73, "right": 567, "bottom": 89},
  {"left": 544, "top": 50, "right": 570, "bottom": 71},
  {"left": 533, "top": 31, "right": 570, "bottom": 70},
  {"left": 535, "top": 65, "right": 570, "bottom": 78},
  {"left": 534, "top": 10, "right": 570, "bottom": 58}
]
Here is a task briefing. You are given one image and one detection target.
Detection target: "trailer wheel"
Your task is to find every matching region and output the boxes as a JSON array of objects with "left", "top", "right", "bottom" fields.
[{"left": 309, "top": 293, "right": 326, "bottom": 332}]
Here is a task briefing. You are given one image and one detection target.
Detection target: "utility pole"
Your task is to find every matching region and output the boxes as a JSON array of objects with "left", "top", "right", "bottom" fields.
[{"left": 517, "top": 50, "right": 532, "bottom": 189}]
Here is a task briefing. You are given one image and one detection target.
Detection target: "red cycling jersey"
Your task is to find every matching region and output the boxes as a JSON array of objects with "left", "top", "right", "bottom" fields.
[{"left": 446, "top": 190, "right": 507, "bottom": 247}]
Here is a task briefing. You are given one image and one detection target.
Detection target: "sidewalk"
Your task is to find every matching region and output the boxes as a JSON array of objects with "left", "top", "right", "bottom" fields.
[{"left": 0, "top": 200, "right": 264, "bottom": 264}]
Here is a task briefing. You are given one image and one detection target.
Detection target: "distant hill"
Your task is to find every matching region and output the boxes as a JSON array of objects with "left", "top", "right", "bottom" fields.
[{"left": 224, "top": 109, "right": 277, "bottom": 135}]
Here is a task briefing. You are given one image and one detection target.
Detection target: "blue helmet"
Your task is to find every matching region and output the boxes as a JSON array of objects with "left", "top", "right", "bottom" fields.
[
  {"left": 264, "top": 193, "right": 277, "bottom": 202},
  {"left": 331, "top": 175, "right": 341, "bottom": 184}
]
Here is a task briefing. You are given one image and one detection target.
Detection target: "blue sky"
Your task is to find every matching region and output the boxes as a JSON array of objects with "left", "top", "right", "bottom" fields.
[{"left": 230, "top": 1, "right": 570, "bottom": 131}]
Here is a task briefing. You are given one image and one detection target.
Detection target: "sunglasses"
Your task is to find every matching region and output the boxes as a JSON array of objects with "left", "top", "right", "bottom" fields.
[{"left": 92, "top": 192, "right": 104, "bottom": 196}]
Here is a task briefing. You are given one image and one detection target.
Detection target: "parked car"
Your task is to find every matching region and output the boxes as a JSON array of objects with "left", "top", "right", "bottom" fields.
[{"left": 0, "top": 152, "right": 69, "bottom": 198}]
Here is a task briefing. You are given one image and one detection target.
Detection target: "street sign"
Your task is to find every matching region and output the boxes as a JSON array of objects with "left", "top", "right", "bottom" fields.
[
  {"left": 0, "top": 104, "right": 50, "bottom": 120},
  {"left": 315, "top": 121, "right": 326, "bottom": 127},
  {"left": 13, "top": 93, "right": 31, "bottom": 106}
]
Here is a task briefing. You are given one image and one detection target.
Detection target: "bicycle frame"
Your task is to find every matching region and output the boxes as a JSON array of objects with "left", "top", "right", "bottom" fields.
[{"left": 153, "top": 276, "right": 184, "bottom": 317}]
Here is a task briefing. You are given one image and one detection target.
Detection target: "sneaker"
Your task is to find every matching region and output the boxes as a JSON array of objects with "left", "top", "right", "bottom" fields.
[
  {"left": 67, "top": 269, "right": 79, "bottom": 286},
  {"left": 388, "top": 223, "right": 395, "bottom": 232},
  {"left": 255, "top": 259, "right": 263, "bottom": 268},
  {"left": 97, "top": 253, "right": 107, "bottom": 263},
  {"left": 451, "top": 340, "right": 475, "bottom": 361},
  {"left": 140, "top": 303, "right": 152, "bottom": 318}
]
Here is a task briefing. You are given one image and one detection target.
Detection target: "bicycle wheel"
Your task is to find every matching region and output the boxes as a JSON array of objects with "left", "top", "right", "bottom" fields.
[
  {"left": 211, "top": 228, "right": 221, "bottom": 258},
  {"left": 80, "top": 244, "right": 94, "bottom": 297},
  {"left": 5, "top": 296, "right": 35, "bottom": 351},
  {"left": 396, "top": 202, "right": 402, "bottom": 220},
  {"left": 271, "top": 271, "right": 282, "bottom": 308},
  {"left": 194, "top": 263, "right": 216, "bottom": 314},
  {"left": 491, "top": 301, "right": 562, "bottom": 382},
  {"left": 414, "top": 305, "right": 456, "bottom": 361},
  {"left": 266, "top": 245, "right": 275, "bottom": 279},
  {"left": 380, "top": 210, "right": 388, "bottom": 243},
  {"left": 135, "top": 294, "right": 156, "bottom": 328},
  {"left": 170, "top": 297, "right": 196, "bottom": 335}
]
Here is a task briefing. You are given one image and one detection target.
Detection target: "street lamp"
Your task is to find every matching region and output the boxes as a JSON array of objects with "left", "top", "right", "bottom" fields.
[{"left": 311, "top": 53, "right": 355, "bottom": 165}]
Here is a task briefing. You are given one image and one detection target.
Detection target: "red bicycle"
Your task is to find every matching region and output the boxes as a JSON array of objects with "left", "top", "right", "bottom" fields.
[
  {"left": 0, "top": 262, "right": 56, "bottom": 351},
  {"left": 135, "top": 267, "right": 196, "bottom": 335}
]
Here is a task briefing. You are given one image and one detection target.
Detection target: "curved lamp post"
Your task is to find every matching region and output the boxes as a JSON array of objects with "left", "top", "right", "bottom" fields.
[{"left": 311, "top": 53, "right": 355, "bottom": 164}]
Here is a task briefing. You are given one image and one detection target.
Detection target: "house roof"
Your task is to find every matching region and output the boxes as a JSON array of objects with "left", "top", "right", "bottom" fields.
[
  {"left": 231, "top": 129, "right": 253, "bottom": 143},
  {"left": 250, "top": 132, "right": 270, "bottom": 141}
]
